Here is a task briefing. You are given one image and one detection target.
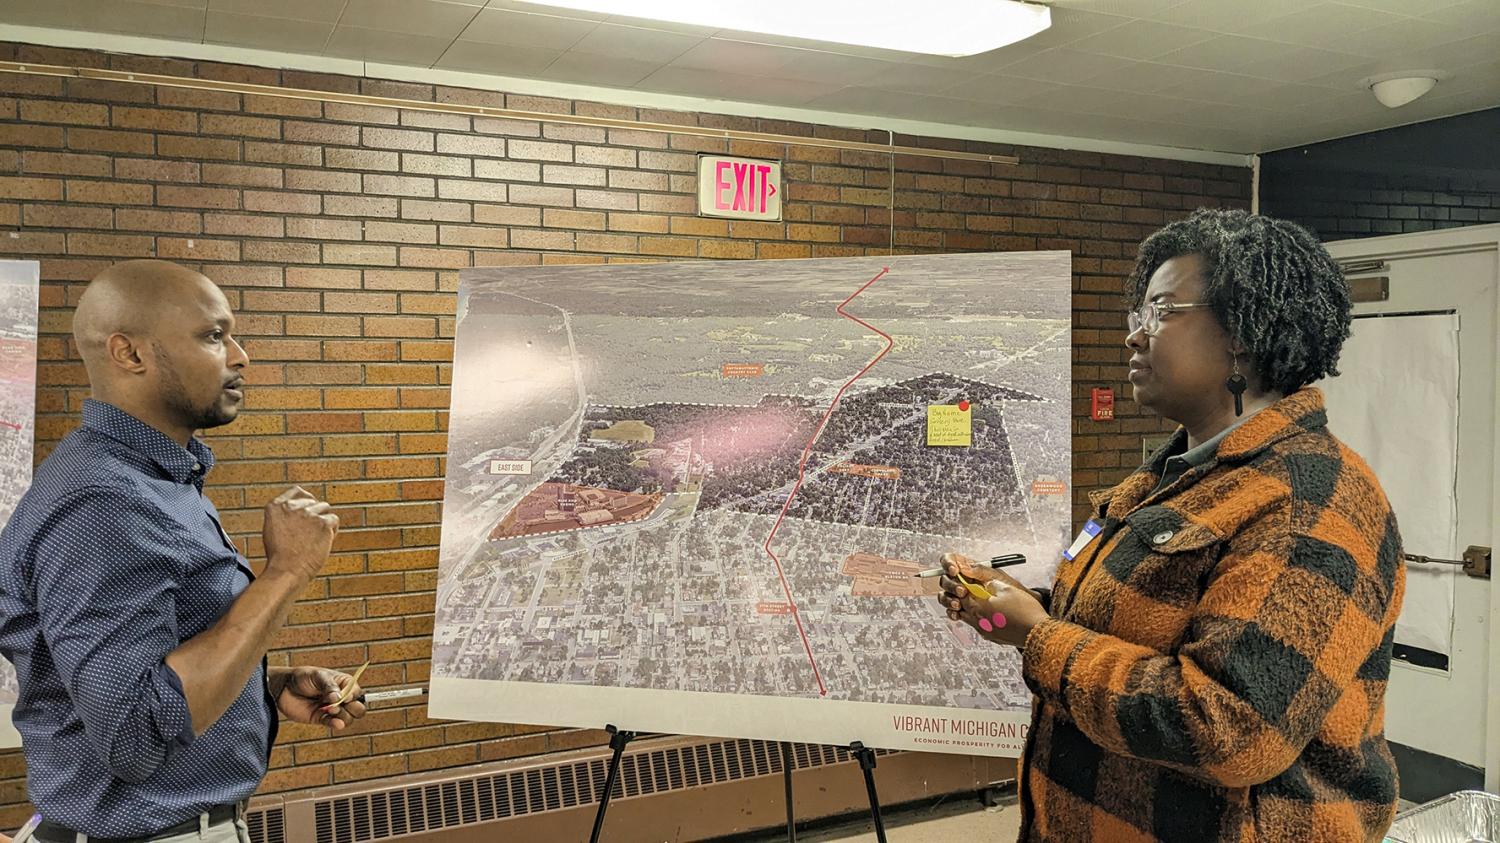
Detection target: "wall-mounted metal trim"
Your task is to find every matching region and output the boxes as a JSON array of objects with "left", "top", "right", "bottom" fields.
[{"left": 0, "top": 60, "right": 1020, "bottom": 166}]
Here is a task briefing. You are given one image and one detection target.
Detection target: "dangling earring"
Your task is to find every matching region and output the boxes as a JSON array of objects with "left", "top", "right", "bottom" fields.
[{"left": 1225, "top": 354, "right": 1247, "bottom": 416}]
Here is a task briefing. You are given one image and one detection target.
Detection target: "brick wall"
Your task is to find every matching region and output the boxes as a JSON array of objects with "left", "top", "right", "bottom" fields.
[
  {"left": 0, "top": 41, "right": 1251, "bottom": 825},
  {"left": 1260, "top": 107, "right": 1500, "bottom": 242}
]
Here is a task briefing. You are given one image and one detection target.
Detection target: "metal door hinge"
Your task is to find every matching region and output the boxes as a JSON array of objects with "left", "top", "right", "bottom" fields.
[{"left": 1403, "top": 546, "right": 1491, "bottom": 579}]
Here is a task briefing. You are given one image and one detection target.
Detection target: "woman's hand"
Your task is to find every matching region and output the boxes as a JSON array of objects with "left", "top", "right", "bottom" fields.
[{"left": 936, "top": 552, "right": 1049, "bottom": 648}]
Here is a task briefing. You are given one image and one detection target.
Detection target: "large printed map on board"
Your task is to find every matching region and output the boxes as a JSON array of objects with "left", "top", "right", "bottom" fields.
[
  {"left": 431, "top": 253, "right": 1070, "bottom": 756},
  {"left": 0, "top": 261, "right": 39, "bottom": 749}
]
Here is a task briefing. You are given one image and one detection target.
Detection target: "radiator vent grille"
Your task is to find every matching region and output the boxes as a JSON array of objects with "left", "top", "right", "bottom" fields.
[
  {"left": 280, "top": 739, "right": 897, "bottom": 843},
  {"left": 246, "top": 806, "right": 286, "bottom": 843}
]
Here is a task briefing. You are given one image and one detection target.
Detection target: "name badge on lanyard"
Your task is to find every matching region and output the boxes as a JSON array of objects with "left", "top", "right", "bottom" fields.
[{"left": 1062, "top": 519, "right": 1103, "bottom": 561}]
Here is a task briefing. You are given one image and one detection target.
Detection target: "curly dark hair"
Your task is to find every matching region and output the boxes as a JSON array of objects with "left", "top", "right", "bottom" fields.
[{"left": 1126, "top": 208, "right": 1352, "bottom": 395}]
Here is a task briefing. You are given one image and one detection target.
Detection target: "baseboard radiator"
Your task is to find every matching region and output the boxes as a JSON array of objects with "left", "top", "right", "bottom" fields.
[{"left": 245, "top": 735, "right": 1016, "bottom": 842}]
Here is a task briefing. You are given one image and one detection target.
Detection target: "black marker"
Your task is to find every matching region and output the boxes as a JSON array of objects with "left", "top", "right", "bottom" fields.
[{"left": 913, "top": 552, "right": 1026, "bottom": 578}]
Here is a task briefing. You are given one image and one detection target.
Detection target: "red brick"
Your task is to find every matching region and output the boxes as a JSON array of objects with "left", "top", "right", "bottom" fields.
[
  {"left": 156, "top": 135, "right": 243, "bottom": 161},
  {"left": 22, "top": 151, "right": 110, "bottom": 177},
  {"left": 20, "top": 101, "right": 109, "bottom": 126},
  {"left": 114, "top": 159, "right": 201, "bottom": 183},
  {"left": 59, "top": 233, "right": 150, "bottom": 257},
  {"left": 326, "top": 148, "right": 399, "bottom": 171},
  {"left": 204, "top": 213, "right": 283, "bottom": 238},
  {"left": 287, "top": 218, "right": 362, "bottom": 241},
  {"left": 157, "top": 185, "right": 240, "bottom": 209},
  {"left": 324, "top": 244, "right": 398, "bottom": 266},
  {"left": 112, "top": 106, "right": 197, "bottom": 133},
  {"left": 202, "top": 114, "right": 281, "bottom": 140},
  {"left": 244, "top": 141, "right": 322, "bottom": 167},
  {"left": 203, "top": 163, "right": 284, "bottom": 188},
  {"left": 64, "top": 127, "right": 151, "bottom": 154},
  {"left": 0, "top": 177, "right": 63, "bottom": 200},
  {"left": 157, "top": 238, "right": 240, "bottom": 261},
  {"left": 22, "top": 205, "right": 112, "bottom": 229},
  {"left": 244, "top": 190, "right": 320, "bottom": 214},
  {"left": 363, "top": 175, "right": 434, "bottom": 198}
]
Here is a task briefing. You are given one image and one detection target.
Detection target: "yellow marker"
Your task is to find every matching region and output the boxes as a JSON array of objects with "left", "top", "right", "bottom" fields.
[
  {"left": 953, "top": 570, "right": 993, "bottom": 602},
  {"left": 926, "top": 404, "right": 972, "bottom": 447},
  {"left": 336, "top": 661, "right": 369, "bottom": 706}
]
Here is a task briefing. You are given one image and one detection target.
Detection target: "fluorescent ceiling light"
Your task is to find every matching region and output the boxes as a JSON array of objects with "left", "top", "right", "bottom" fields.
[{"left": 512, "top": 1, "right": 1052, "bottom": 57}]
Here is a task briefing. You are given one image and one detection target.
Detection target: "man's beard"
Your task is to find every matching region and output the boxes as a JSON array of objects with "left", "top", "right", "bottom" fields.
[{"left": 155, "top": 346, "right": 237, "bottom": 432}]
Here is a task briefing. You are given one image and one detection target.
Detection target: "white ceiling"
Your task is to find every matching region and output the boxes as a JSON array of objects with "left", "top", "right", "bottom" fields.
[{"left": 2, "top": 0, "right": 1498, "bottom": 154}]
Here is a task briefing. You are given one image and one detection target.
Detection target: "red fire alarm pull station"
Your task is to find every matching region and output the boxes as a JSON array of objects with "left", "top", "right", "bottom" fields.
[{"left": 1091, "top": 387, "right": 1115, "bottom": 421}]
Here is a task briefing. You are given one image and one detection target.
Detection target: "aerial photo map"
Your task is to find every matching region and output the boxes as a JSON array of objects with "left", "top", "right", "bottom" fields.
[
  {"left": 431, "top": 253, "right": 1071, "bottom": 755},
  {"left": 0, "top": 261, "right": 39, "bottom": 748}
]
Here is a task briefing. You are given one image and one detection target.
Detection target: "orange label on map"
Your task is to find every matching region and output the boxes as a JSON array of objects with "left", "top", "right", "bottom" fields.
[
  {"left": 1030, "top": 479, "right": 1067, "bottom": 496},
  {"left": 722, "top": 363, "right": 765, "bottom": 378},
  {"left": 756, "top": 602, "right": 792, "bottom": 615}
]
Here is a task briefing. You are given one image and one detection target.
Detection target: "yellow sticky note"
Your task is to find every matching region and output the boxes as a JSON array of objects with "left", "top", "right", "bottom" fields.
[{"left": 926, "top": 404, "right": 972, "bottom": 447}]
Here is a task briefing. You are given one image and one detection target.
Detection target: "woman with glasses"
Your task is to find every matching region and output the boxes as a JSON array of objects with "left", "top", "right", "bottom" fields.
[{"left": 938, "top": 208, "right": 1404, "bottom": 842}]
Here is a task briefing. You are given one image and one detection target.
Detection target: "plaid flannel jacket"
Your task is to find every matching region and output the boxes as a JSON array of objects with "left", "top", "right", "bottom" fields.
[{"left": 1018, "top": 388, "right": 1404, "bottom": 843}]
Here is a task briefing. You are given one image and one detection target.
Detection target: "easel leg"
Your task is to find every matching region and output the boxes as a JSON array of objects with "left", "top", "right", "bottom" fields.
[
  {"left": 849, "top": 742, "right": 887, "bottom": 843},
  {"left": 780, "top": 741, "right": 797, "bottom": 842},
  {"left": 589, "top": 724, "right": 636, "bottom": 843}
]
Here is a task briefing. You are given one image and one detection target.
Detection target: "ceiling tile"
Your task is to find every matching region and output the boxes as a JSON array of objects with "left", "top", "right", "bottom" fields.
[
  {"left": 1239, "top": 4, "right": 1408, "bottom": 49},
  {"left": 1331, "top": 18, "right": 1474, "bottom": 57},
  {"left": 1064, "top": 20, "right": 1218, "bottom": 60},
  {"left": 207, "top": 0, "right": 346, "bottom": 24},
  {"left": 1047, "top": 0, "right": 1191, "bottom": 17},
  {"left": 940, "top": 74, "right": 1069, "bottom": 106},
  {"left": 862, "top": 63, "right": 980, "bottom": 95},
  {"left": 637, "top": 66, "right": 840, "bottom": 106},
  {"left": 567, "top": 23, "right": 703, "bottom": 62},
  {"left": 1082, "top": 60, "right": 1193, "bottom": 94},
  {"left": 205, "top": 12, "right": 334, "bottom": 52},
  {"left": 1418, "top": 0, "right": 1500, "bottom": 29},
  {"left": 86, "top": 1, "right": 206, "bottom": 40},
  {"left": 457, "top": 8, "right": 596, "bottom": 50},
  {"left": 1331, "top": 0, "right": 1466, "bottom": 13},
  {"left": 337, "top": 0, "right": 479, "bottom": 39},
  {"left": 667, "top": 39, "right": 803, "bottom": 76},
  {"left": 773, "top": 52, "right": 898, "bottom": 87},
  {"left": 1234, "top": 45, "right": 1370, "bottom": 83},
  {"left": 324, "top": 25, "right": 454, "bottom": 65},
  {"left": 0, "top": 0, "right": 80, "bottom": 28},
  {"left": 1145, "top": 0, "right": 1309, "bottom": 32},
  {"left": 435, "top": 40, "right": 562, "bottom": 75},
  {"left": 1156, "top": 68, "right": 1292, "bottom": 102},
  {"left": 997, "top": 48, "right": 1139, "bottom": 85},
  {"left": 542, "top": 51, "right": 660, "bottom": 87},
  {"left": 1153, "top": 35, "right": 1304, "bottom": 73},
  {"left": 482, "top": 0, "right": 610, "bottom": 21}
]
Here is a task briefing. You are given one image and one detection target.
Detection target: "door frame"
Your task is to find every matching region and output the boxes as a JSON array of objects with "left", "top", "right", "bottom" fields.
[{"left": 1323, "top": 223, "right": 1500, "bottom": 791}]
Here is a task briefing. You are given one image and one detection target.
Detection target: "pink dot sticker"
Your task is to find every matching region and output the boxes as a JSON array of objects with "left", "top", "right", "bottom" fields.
[
  {"left": 978, "top": 617, "right": 993, "bottom": 633},
  {"left": 958, "top": 400, "right": 970, "bottom": 412},
  {"left": 991, "top": 613, "right": 1007, "bottom": 629}
]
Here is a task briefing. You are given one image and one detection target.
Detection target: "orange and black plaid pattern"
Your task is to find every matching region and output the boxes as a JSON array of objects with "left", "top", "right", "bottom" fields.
[{"left": 1018, "top": 388, "right": 1404, "bottom": 842}]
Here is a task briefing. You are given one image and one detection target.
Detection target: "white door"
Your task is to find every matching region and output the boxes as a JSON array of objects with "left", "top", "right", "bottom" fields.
[{"left": 1322, "top": 225, "right": 1499, "bottom": 792}]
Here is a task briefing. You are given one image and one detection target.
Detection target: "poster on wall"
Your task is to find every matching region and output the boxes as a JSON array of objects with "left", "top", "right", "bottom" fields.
[
  {"left": 431, "top": 253, "right": 1071, "bottom": 756},
  {"left": 0, "top": 260, "right": 39, "bottom": 749}
]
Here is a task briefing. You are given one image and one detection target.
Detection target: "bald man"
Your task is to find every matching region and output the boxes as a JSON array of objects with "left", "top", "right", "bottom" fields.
[{"left": 0, "top": 261, "right": 365, "bottom": 842}]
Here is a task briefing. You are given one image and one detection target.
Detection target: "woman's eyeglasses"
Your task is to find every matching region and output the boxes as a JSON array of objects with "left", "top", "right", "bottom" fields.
[{"left": 1127, "top": 301, "right": 1211, "bottom": 337}]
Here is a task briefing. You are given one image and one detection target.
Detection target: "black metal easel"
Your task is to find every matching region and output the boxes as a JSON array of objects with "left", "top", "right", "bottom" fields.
[
  {"left": 779, "top": 741, "right": 798, "bottom": 842},
  {"left": 589, "top": 724, "right": 637, "bottom": 843},
  {"left": 849, "top": 741, "right": 888, "bottom": 843}
]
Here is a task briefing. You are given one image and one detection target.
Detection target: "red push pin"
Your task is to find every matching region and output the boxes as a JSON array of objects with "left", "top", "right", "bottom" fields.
[{"left": 958, "top": 400, "right": 970, "bottom": 412}]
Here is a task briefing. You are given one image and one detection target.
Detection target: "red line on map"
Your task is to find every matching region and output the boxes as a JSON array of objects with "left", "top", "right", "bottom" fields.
[
  {"left": 0, "top": 421, "right": 19, "bottom": 431},
  {"left": 763, "top": 267, "right": 892, "bottom": 698}
]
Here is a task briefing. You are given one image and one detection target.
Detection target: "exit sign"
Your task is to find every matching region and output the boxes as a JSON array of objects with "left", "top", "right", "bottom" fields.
[{"left": 698, "top": 154, "right": 782, "bottom": 221}]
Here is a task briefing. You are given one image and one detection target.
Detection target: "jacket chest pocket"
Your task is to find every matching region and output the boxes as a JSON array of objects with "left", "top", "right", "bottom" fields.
[{"left": 1071, "top": 506, "right": 1224, "bottom": 650}]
